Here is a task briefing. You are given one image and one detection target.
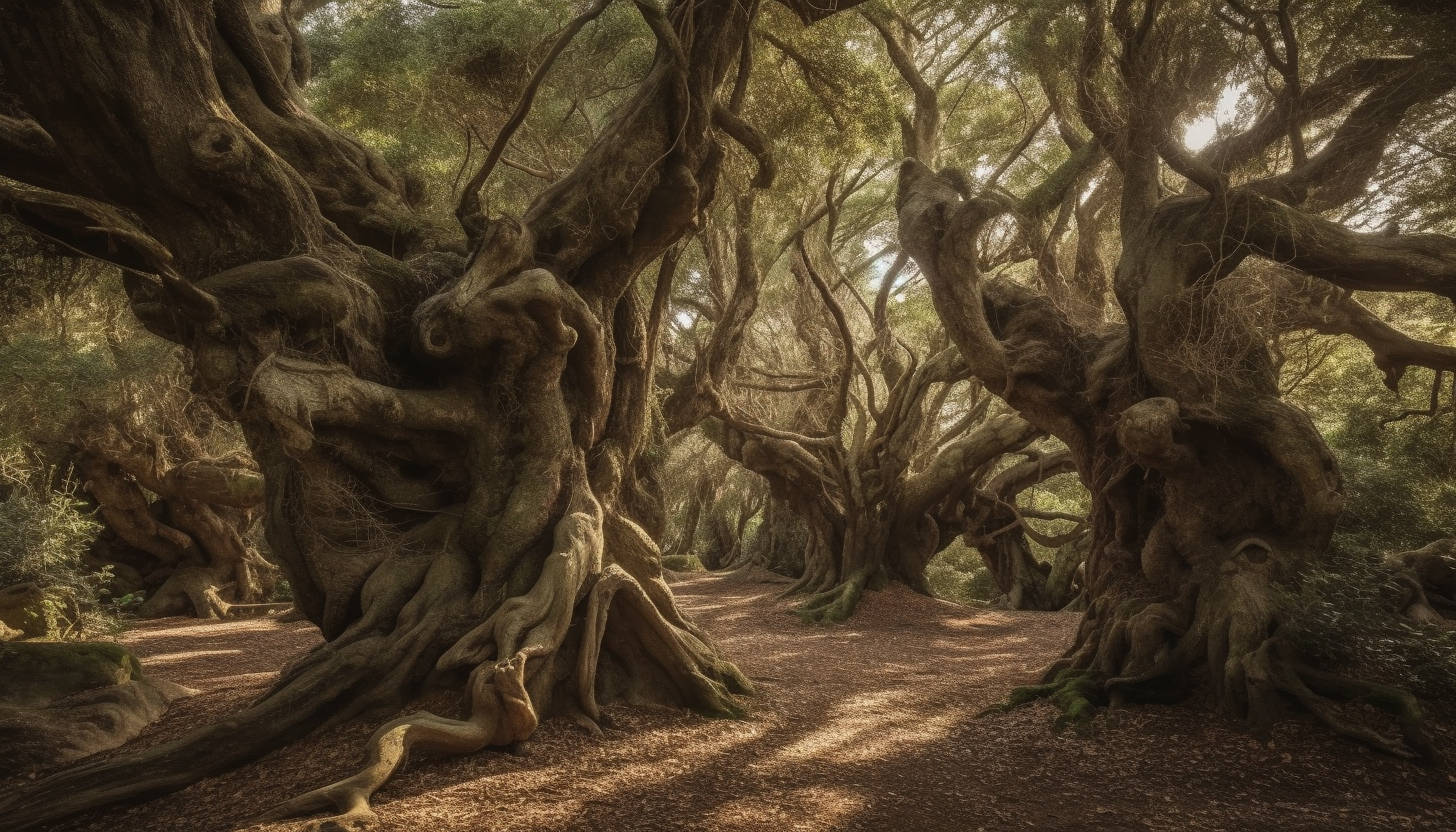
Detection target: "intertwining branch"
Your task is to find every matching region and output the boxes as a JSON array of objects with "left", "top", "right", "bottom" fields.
[
  {"left": 897, "top": 0, "right": 1455, "bottom": 754},
  {"left": 0, "top": 0, "right": 871, "bottom": 828},
  {"left": 659, "top": 157, "right": 1082, "bottom": 620}
]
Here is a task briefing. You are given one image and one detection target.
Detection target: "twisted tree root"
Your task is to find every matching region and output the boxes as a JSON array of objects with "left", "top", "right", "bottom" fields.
[
  {"left": 792, "top": 572, "right": 867, "bottom": 625},
  {"left": 981, "top": 669, "right": 1106, "bottom": 730},
  {"left": 577, "top": 564, "right": 749, "bottom": 722},
  {"left": 256, "top": 558, "right": 750, "bottom": 830},
  {"left": 256, "top": 654, "right": 537, "bottom": 831},
  {"left": 1246, "top": 638, "right": 1435, "bottom": 760},
  {"left": 989, "top": 627, "right": 1436, "bottom": 759}
]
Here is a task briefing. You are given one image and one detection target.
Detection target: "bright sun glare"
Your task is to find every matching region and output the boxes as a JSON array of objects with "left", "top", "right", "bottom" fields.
[{"left": 1183, "top": 84, "right": 1247, "bottom": 151}]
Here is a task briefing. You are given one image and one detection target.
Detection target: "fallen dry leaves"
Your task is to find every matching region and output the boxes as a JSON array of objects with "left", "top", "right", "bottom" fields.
[{"left": 16, "top": 572, "right": 1456, "bottom": 831}]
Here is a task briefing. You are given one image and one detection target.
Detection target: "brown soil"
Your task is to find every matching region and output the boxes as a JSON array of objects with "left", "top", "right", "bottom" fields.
[{"left": 22, "top": 572, "right": 1456, "bottom": 831}]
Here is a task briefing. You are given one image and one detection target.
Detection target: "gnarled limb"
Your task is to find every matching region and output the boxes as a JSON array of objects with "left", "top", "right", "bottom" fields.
[
  {"left": 894, "top": 0, "right": 1446, "bottom": 752},
  {"left": 76, "top": 423, "right": 276, "bottom": 620},
  {"left": 0, "top": 0, "right": 897, "bottom": 825}
]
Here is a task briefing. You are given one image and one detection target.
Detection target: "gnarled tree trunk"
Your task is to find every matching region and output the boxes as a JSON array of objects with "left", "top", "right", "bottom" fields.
[
  {"left": 75, "top": 425, "right": 276, "bottom": 619},
  {"left": 895, "top": 0, "right": 1456, "bottom": 755},
  {"left": 0, "top": 0, "right": 875, "bottom": 827},
  {"left": 732, "top": 490, "right": 806, "bottom": 577}
]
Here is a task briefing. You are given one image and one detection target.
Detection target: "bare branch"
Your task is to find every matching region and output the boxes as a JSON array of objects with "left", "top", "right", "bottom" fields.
[
  {"left": 795, "top": 240, "right": 857, "bottom": 435},
  {"left": 456, "top": 0, "right": 615, "bottom": 237},
  {"left": 712, "top": 104, "right": 777, "bottom": 189},
  {"left": 1236, "top": 191, "right": 1456, "bottom": 302}
]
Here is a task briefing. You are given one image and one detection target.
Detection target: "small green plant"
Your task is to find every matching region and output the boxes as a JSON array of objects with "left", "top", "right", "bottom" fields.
[
  {"left": 0, "top": 450, "right": 112, "bottom": 638},
  {"left": 267, "top": 577, "right": 293, "bottom": 603},
  {"left": 104, "top": 589, "right": 147, "bottom": 615}
]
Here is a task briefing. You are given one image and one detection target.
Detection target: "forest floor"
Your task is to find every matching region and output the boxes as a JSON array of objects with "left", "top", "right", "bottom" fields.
[{"left": 27, "top": 570, "right": 1456, "bottom": 832}]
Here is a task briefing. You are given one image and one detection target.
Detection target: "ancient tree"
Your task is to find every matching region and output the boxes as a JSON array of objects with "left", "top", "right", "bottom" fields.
[
  {"left": 658, "top": 158, "right": 1080, "bottom": 620},
  {"left": 76, "top": 388, "right": 278, "bottom": 619},
  {"left": 0, "top": 228, "right": 273, "bottom": 620},
  {"left": 0, "top": 0, "right": 870, "bottom": 828},
  {"left": 897, "top": 0, "right": 1456, "bottom": 753},
  {"left": 653, "top": 5, "right": 1091, "bottom": 619}
]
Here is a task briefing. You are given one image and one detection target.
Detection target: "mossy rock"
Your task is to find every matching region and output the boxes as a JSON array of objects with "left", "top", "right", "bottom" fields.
[
  {"left": 0, "top": 641, "right": 144, "bottom": 709},
  {"left": 0, "top": 641, "right": 193, "bottom": 774}
]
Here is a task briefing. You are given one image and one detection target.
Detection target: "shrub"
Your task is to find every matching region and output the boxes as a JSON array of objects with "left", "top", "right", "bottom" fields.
[
  {"left": 661, "top": 554, "right": 705, "bottom": 573},
  {"left": 0, "top": 450, "right": 111, "bottom": 638},
  {"left": 926, "top": 541, "right": 1000, "bottom": 606},
  {"left": 1281, "top": 542, "right": 1456, "bottom": 702}
]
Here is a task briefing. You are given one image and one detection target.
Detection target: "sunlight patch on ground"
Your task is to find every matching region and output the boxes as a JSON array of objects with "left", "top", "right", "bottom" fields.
[
  {"left": 422, "top": 720, "right": 771, "bottom": 811},
  {"left": 209, "top": 672, "right": 279, "bottom": 686},
  {"left": 139, "top": 648, "right": 242, "bottom": 664},
  {"left": 701, "top": 786, "right": 867, "bottom": 831},
  {"left": 770, "top": 688, "right": 961, "bottom": 765},
  {"left": 123, "top": 618, "right": 296, "bottom": 641}
]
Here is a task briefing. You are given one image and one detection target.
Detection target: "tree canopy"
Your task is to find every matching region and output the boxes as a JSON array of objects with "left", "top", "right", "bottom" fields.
[{"left": 1, "top": 0, "right": 1455, "bottom": 829}]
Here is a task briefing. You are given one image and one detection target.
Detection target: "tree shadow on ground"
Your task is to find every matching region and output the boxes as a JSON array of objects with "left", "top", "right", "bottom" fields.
[{"left": 33, "top": 574, "right": 1456, "bottom": 832}]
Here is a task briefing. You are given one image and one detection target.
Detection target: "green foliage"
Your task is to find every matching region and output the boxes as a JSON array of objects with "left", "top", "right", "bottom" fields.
[
  {"left": 1283, "top": 297, "right": 1456, "bottom": 554},
  {"left": 105, "top": 591, "right": 147, "bottom": 615},
  {"left": 303, "top": 0, "right": 654, "bottom": 220},
  {"left": 268, "top": 577, "right": 294, "bottom": 604},
  {"left": 0, "top": 221, "right": 241, "bottom": 634},
  {"left": 925, "top": 540, "right": 999, "bottom": 606},
  {"left": 661, "top": 554, "right": 705, "bottom": 572},
  {"left": 0, "top": 222, "right": 179, "bottom": 466},
  {"left": 0, "top": 217, "right": 114, "bottom": 336},
  {"left": 0, "top": 450, "right": 112, "bottom": 638},
  {"left": 1281, "top": 545, "right": 1456, "bottom": 702}
]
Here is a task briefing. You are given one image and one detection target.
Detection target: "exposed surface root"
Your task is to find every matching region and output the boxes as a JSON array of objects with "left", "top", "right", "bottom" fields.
[
  {"left": 257, "top": 655, "right": 537, "bottom": 831},
  {"left": 257, "top": 555, "right": 749, "bottom": 830},
  {"left": 139, "top": 565, "right": 285, "bottom": 620},
  {"left": 998, "top": 601, "right": 1437, "bottom": 760},
  {"left": 13, "top": 576, "right": 1456, "bottom": 832},
  {"left": 985, "top": 669, "right": 1106, "bottom": 730},
  {"left": 791, "top": 574, "right": 867, "bottom": 625},
  {"left": 578, "top": 564, "right": 749, "bottom": 721},
  {"left": 1245, "top": 638, "right": 1436, "bottom": 761}
]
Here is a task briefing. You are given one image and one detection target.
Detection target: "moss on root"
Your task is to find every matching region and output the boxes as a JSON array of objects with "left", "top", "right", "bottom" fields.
[
  {"left": 793, "top": 577, "right": 866, "bottom": 625},
  {"left": 983, "top": 669, "right": 1108, "bottom": 731}
]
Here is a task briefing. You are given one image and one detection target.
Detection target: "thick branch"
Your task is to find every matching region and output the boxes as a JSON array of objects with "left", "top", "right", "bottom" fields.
[
  {"left": 1276, "top": 274, "right": 1456, "bottom": 389},
  {"left": 1253, "top": 53, "right": 1456, "bottom": 206},
  {"left": 1235, "top": 192, "right": 1456, "bottom": 300},
  {"left": 0, "top": 114, "right": 90, "bottom": 195},
  {"left": 899, "top": 412, "right": 1041, "bottom": 523}
]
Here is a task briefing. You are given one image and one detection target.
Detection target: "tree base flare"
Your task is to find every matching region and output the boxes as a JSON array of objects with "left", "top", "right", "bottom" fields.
[
  {"left": 985, "top": 599, "right": 1437, "bottom": 760},
  {"left": 255, "top": 563, "right": 749, "bottom": 830},
  {"left": 790, "top": 573, "right": 868, "bottom": 625}
]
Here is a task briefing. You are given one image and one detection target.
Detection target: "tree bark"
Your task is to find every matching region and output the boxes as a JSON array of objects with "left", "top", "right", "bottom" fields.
[
  {"left": 894, "top": 0, "right": 1451, "bottom": 754},
  {"left": 0, "top": 0, "right": 882, "bottom": 826}
]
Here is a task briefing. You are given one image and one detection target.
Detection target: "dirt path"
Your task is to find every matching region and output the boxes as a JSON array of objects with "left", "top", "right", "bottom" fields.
[{"left": 38, "top": 572, "right": 1456, "bottom": 831}]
